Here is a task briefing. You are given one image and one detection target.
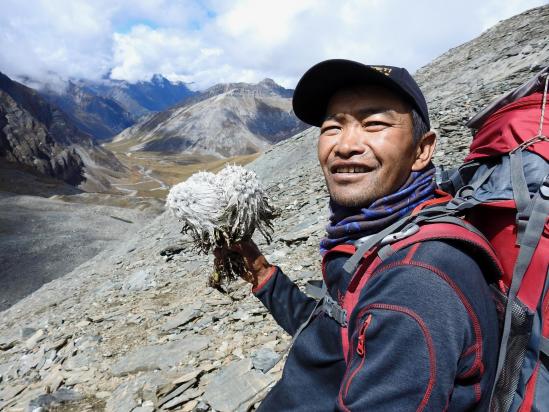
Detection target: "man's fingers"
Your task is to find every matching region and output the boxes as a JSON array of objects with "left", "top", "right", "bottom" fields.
[
  {"left": 233, "top": 240, "right": 260, "bottom": 255},
  {"left": 214, "top": 240, "right": 263, "bottom": 265}
]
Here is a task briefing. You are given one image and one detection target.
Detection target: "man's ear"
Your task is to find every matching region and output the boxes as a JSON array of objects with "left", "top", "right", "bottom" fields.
[{"left": 411, "top": 130, "right": 437, "bottom": 171}]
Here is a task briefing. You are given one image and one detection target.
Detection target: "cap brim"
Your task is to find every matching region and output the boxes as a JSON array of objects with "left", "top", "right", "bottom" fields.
[{"left": 293, "top": 59, "right": 409, "bottom": 127}]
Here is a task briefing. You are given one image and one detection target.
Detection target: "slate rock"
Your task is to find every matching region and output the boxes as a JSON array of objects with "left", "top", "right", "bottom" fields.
[
  {"left": 28, "top": 393, "right": 59, "bottom": 409},
  {"left": 18, "top": 348, "right": 44, "bottom": 376},
  {"left": 161, "top": 302, "right": 202, "bottom": 332},
  {"left": 194, "top": 400, "right": 210, "bottom": 412},
  {"left": 24, "top": 329, "right": 46, "bottom": 350},
  {"left": 123, "top": 268, "right": 157, "bottom": 292},
  {"left": 251, "top": 348, "right": 280, "bottom": 373},
  {"left": 133, "top": 404, "right": 155, "bottom": 412},
  {"left": 64, "top": 350, "right": 100, "bottom": 371},
  {"left": 0, "top": 383, "right": 26, "bottom": 403},
  {"left": 53, "top": 388, "right": 84, "bottom": 402},
  {"left": 157, "top": 378, "right": 196, "bottom": 407},
  {"left": 111, "top": 337, "right": 210, "bottom": 376},
  {"left": 106, "top": 379, "right": 141, "bottom": 412},
  {"left": 279, "top": 223, "right": 321, "bottom": 245},
  {"left": 203, "top": 359, "right": 274, "bottom": 412},
  {"left": 0, "top": 360, "right": 18, "bottom": 382},
  {"left": 106, "top": 374, "right": 170, "bottom": 412},
  {"left": 20, "top": 327, "right": 37, "bottom": 339},
  {"left": 0, "top": 333, "right": 19, "bottom": 351}
]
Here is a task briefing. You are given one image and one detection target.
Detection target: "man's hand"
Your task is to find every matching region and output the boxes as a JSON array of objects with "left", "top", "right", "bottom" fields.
[{"left": 214, "top": 240, "right": 274, "bottom": 289}]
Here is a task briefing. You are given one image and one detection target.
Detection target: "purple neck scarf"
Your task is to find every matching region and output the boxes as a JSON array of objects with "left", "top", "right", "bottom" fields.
[{"left": 320, "top": 166, "right": 436, "bottom": 255}]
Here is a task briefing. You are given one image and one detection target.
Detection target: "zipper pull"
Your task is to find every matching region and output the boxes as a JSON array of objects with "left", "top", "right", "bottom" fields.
[{"left": 356, "top": 314, "right": 372, "bottom": 357}]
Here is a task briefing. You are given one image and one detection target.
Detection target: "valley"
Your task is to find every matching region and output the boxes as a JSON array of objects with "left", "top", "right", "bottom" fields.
[{"left": 104, "top": 140, "right": 260, "bottom": 199}]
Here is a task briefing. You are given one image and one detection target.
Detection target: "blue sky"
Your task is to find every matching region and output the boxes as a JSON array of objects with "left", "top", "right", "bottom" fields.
[
  {"left": 0, "top": 0, "right": 546, "bottom": 90},
  {"left": 115, "top": 19, "right": 160, "bottom": 34}
]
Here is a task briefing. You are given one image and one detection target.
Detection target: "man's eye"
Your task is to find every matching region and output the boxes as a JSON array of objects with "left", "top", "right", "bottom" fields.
[
  {"left": 320, "top": 125, "right": 341, "bottom": 135},
  {"left": 363, "top": 121, "right": 388, "bottom": 131}
]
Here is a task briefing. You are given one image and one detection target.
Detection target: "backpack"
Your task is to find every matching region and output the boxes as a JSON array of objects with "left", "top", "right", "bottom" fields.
[{"left": 304, "top": 67, "right": 549, "bottom": 412}]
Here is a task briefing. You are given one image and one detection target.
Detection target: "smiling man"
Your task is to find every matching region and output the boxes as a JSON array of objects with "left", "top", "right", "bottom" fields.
[
  {"left": 228, "top": 60, "right": 499, "bottom": 411},
  {"left": 318, "top": 84, "right": 433, "bottom": 207}
]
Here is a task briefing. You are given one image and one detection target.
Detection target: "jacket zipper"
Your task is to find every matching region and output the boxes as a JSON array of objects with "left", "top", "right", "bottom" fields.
[
  {"left": 356, "top": 314, "right": 372, "bottom": 356},
  {"left": 341, "top": 313, "right": 373, "bottom": 404}
]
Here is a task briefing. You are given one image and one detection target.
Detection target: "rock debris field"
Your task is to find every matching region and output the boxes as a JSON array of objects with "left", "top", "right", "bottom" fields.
[{"left": 0, "top": 128, "right": 329, "bottom": 412}]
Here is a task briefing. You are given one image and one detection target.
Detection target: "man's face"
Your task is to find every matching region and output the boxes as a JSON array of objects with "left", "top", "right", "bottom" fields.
[{"left": 318, "top": 84, "right": 418, "bottom": 207}]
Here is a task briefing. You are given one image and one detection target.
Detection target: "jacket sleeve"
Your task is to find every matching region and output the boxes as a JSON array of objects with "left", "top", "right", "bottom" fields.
[
  {"left": 253, "top": 266, "right": 317, "bottom": 336},
  {"left": 337, "top": 258, "right": 487, "bottom": 411}
]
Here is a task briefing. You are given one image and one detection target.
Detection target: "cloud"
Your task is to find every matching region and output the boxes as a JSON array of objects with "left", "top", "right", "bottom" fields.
[
  {"left": 0, "top": 0, "right": 546, "bottom": 89},
  {"left": 0, "top": 0, "right": 114, "bottom": 84}
]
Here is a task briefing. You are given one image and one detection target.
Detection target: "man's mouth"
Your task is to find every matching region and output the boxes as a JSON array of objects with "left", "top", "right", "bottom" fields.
[{"left": 333, "top": 166, "right": 369, "bottom": 174}]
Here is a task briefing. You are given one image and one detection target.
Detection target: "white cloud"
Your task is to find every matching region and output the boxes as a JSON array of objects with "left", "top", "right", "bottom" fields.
[
  {"left": 216, "top": 0, "right": 314, "bottom": 48},
  {"left": 0, "top": 0, "right": 546, "bottom": 89},
  {"left": 111, "top": 26, "right": 202, "bottom": 82},
  {"left": 0, "top": 0, "right": 114, "bottom": 83}
]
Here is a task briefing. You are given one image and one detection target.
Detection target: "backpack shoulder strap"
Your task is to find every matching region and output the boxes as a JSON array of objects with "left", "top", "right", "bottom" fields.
[
  {"left": 490, "top": 175, "right": 549, "bottom": 409},
  {"left": 386, "top": 220, "right": 502, "bottom": 274},
  {"left": 339, "top": 217, "right": 504, "bottom": 363}
]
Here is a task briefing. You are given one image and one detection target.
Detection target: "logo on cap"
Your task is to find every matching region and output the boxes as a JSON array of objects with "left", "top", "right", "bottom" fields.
[{"left": 370, "top": 66, "right": 392, "bottom": 76}]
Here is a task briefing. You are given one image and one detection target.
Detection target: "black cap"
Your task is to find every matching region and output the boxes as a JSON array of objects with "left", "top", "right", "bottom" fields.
[{"left": 292, "top": 59, "right": 430, "bottom": 128}]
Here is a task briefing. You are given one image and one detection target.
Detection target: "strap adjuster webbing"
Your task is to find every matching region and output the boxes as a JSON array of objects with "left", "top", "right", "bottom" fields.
[
  {"left": 540, "top": 336, "right": 549, "bottom": 359},
  {"left": 306, "top": 281, "right": 348, "bottom": 327}
]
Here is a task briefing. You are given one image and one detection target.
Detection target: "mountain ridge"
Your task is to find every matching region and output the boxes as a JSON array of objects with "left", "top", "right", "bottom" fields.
[
  {"left": 0, "top": 71, "right": 127, "bottom": 192},
  {"left": 111, "top": 77, "right": 307, "bottom": 157},
  {"left": 35, "top": 74, "right": 196, "bottom": 141},
  {"left": 41, "top": 81, "right": 135, "bottom": 141},
  {"left": 84, "top": 74, "right": 196, "bottom": 118}
]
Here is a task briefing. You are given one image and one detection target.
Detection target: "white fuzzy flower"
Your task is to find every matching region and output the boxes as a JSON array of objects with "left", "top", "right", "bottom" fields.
[
  {"left": 217, "top": 165, "right": 272, "bottom": 241},
  {"left": 166, "top": 171, "right": 224, "bottom": 248},
  {"left": 165, "top": 165, "right": 277, "bottom": 285}
]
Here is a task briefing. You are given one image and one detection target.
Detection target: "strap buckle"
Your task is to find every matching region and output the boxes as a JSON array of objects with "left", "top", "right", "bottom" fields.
[
  {"left": 540, "top": 175, "right": 549, "bottom": 199},
  {"left": 379, "top": 224, "right": 420, "bottom": 246},
  {"left": 322, "top": 295, "right": 348, "bottom": 327},
  {"left": 515, "top": 211, "right": 530, "bottom": 245},
  {"left": 446, "top": 194, "right": 476, "bottom": 211}
]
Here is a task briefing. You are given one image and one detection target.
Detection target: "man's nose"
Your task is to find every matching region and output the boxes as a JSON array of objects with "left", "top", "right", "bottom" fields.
[{"left": 335, "top": 125, "right": 366, "bottom": 158}]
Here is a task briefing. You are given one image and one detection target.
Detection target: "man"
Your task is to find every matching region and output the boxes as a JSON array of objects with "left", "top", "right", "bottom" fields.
[{"left": 226, "top": 60, "right": 499, "bottom": 411}]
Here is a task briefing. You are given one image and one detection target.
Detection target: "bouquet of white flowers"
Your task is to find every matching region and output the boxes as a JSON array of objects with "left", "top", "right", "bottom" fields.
[{"left": 166, "top": 165, "right": 277, "bottom": 287}]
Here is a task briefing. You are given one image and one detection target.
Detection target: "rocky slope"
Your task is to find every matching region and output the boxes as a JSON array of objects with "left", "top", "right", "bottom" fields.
[
  {"left": 0, "top": 72, "right": 128, "bottom": 192},
  {"left": 41, "top": 82, "right": 135, "bottom": 141},
  {"left": 0, "top": 6, "right": 548, "bottom": 412},
  {"left": 415, "top": 4, "right": 549, "bottom": 167},
  {"left": 112, "top": 78, "right": 307, "bottom": 157},
  {"left": 0, "top": 192, "right": 158, "bottom": 312},
  {"left": 0, "top": 127, "right": 326, "bottom": 412}
]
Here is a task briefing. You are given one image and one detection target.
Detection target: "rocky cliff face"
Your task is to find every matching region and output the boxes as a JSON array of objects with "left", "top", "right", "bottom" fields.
[
  {"left": 0, "top": 72, "right": 127, "bottom": 192},
  {"left": 0, "top": 6, "right": 547, "bottom": 412},
  {"left": 112, "top": 78, "right": 307, "bottom": 157}
]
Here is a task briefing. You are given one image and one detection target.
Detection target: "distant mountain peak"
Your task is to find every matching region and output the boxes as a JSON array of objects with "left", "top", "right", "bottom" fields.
[
  {"left": 259, "top": 78, "right": 277, "bottom": 86},
  {"left": 150, "top": 73, "right": 169, "bottom": 85}
]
